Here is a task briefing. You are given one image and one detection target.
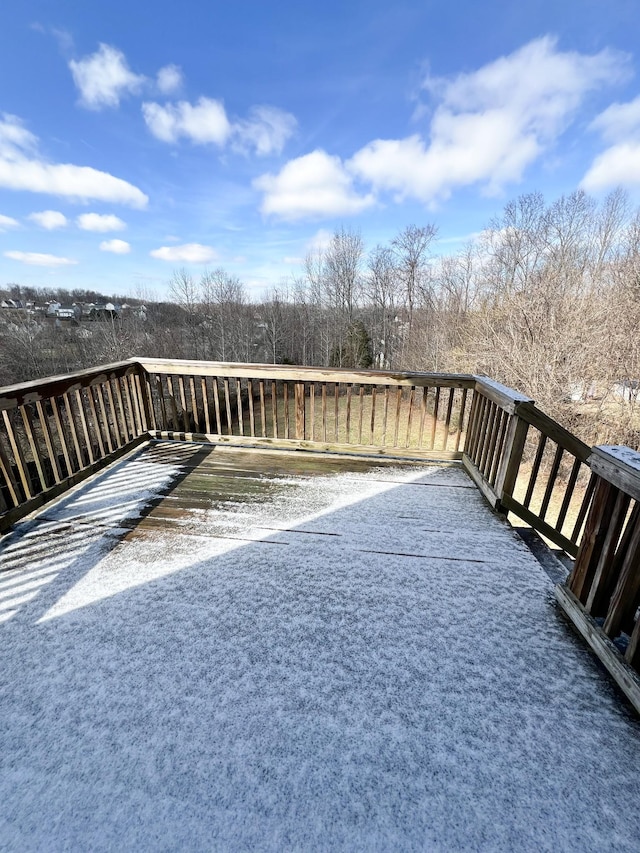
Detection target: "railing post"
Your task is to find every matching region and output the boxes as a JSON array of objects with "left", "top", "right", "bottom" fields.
[{"left": 494, "top": 408, "right": 530, "bottom": 508}]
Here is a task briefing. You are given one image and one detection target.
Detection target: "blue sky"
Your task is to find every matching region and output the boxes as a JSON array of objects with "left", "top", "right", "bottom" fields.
[{"left": 1, "top": 0, "right": 639, "bottom": 298}]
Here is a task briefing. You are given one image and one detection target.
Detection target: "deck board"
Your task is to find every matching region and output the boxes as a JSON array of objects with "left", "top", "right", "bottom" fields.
[{"left": 1, "top": 441, "right": 639, "bottom": 851}]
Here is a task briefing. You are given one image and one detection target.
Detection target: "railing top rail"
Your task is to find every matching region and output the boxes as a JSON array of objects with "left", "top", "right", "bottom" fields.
[
  {"left": 0, "top": 360, "right": 138, "bottom": 411},
  {"left": 517, "top": 403, "right": 591, "bottom": 462},
  {"left": 590, "top": 445, "right": 640, "bottom": 502},
  {"left": 473, "top": 376, "right": 534, "bottom": 413},
  {"left": 135, "top": 357, "right": 477, "bottom": 387}
]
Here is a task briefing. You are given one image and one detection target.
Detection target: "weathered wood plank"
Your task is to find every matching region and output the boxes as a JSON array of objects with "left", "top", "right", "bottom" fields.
[
  {"left": 589, "top": 446, "right": 640, "bottom": 503},
  {"left": 74, "top": 390, "right": 95, "bottom": 465},
  {"left": 136, "top": 358, "right": 476, "bottom": 388},
  {"left": 147, "top": 429, "right": 464, "bottom": 461},
  {"left": 474, "top": 377, "right": 533, "bottom": 413},
  {"left": 430, "top": 387, "right": 441, "bottom": 451},
  {"left": 603, "top": 513, "right": 640, "bottom": 638},
  {"left": 2, "top": 411, "right": 32, "bottom": 499},
  {"left": 63, "top": 392, "right": 84, "bottom": 470},
  {"left": 454, "top": 387, "right": 468, "bottom": 453},
  {"left": 501, "top": 493, "right": 580, "bottom": 557},
  {"left": 518, "top": 404, "right": 590, "bottom": 463},
  {"left": 236, "top": 378, "right": 245, "bottom": 437},
  {"left": 555, "top": 584, "right": 640, "bottom": 715},
  {"left": 50, "top": 396, "right": 74, "bottom": 475},
  {"left": 20, "top": 404, "right": 47, "bottom": 492},
  {"left": 259, "top": 380, "right": 267, "bottom": 438},
  {"left": 35, "top": 400, "right": 62, "bottom": 484},
  {"left": 461, "top": 455, "right": 500, "bottom": 509},
  {"left": 585, "top": 491, "right": 632, "bottom": 616},
  {"left": 568, "top": 478, "right": 617, "bottom": 601},
  {"left": 295, "top": 382, "right": 305, "bottom": 440},
  {"left": 223, "top": 378, "right": 233, "bottom": 436}
]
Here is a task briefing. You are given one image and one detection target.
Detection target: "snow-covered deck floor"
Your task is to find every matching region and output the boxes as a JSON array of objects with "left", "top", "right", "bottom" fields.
[{"left": 1, "top": 441, "right": 639, "bottom": 851}]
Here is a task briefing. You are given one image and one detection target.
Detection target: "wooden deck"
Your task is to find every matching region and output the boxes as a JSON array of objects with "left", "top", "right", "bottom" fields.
[{"left": 1, "top": 441, "right": 640, "bottom": 850}]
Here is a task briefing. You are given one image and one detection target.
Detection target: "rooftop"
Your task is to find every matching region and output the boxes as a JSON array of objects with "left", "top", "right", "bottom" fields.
[{"left": 1, "top": 360, "right": 640, "bottom": 849}]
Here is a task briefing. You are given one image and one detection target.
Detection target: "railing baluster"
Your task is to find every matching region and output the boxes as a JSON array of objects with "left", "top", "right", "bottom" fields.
[
  {"left": 50, "top": 396, "right": 74, "bottom": 475},
  {"left": 405, "top": 386, "right": 415, "bottom": 448},
  {"left": 189, "top": 377, "right": 199, "bottom": 433},
  {"left": 212, "top": 377, "right": 222, "bottom": 435},
  {"left": 236, "top": 378, "right": 245, "bottom": 437},
  {"left": 111, "top": 377, "right": 129, "bottom": 444},
  {"left": 259, "top": 380, "right": 267, "bottom": 437},
  {"left": 321, "top": 384, "right": 327, "bottom": 442},
  {"left": 20, "top": 404, "right": 48, "bottom": 492},
  {"left": 369, "top": 386, "right": 377, "bottom": 446},
  {"left": 223, "top": 379, "right": 233, "bottom": 435},
  {"left": 454, "top": 388, "right": 468, "bottom": 453},
  {"left": 35, "top": 400, "right": 62, "bottom": 484},
  {"left": 75, "top": 390, "right": 95, "bottom": 465},
  {"left": 0, "top": 434, "right": 20, "bottom": 506},
  {"left": 393, "top": 387, "right": 402, "bottom": 447},
  {"left": 309, "top": 384, "right": 316, "bottom": 442},
  {"left": 119, "top": 376, "right": 135, "bottom": 441},
  {"left": 248, "top": 379, "right": 256, "bottom": 437},
  {"left": 295, "top": 382, "right": 305, "bottom": 440},
  {"left": 201, "top": 377, "right": 211, "bottom": 434},
  {"left": 429, "top": 387, "right": 441, "bottom": 451},
  {"left": 283, "top": 381, "right": 290, "bottom": 440},
  {"left": 177, "top": 376, "right": 189, "bottom": 433},
  {"left": 271, "top": 381, "right": 279, "bottom": 438},
  {"left": 381, "top": 386, "right": 389, "bottom": 445},
  {"left": 539, "top": 445, "right": 564, "bottom": 521}
]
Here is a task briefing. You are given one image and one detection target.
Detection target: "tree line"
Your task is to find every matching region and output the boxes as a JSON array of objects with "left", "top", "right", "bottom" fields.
[{"left": 1, "top": 187, "right": 639, "bottom": 447}]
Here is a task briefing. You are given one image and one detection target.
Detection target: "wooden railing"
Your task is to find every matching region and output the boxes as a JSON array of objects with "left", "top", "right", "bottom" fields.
[
  {"left": 556, "top": 447, "right": 640, "bottom": 711},
  {"left": 556, "top": 446, "right": 640, "bottom": 710},
  {"left": 137, "top": 358, "right": 476, "bottom": 460},
  {"left": 464, "top": 378, "right": 594, "bottom": 558},
  {"left": 0, "top": 360, "right": 148, "bottom": 530}
]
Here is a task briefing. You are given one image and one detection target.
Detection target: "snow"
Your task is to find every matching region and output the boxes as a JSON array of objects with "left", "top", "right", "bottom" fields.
[
  {"left": 1, "top": 442, "right": 639, "bottom": 851},
  {"left": 596, "top": 444, "right": 640, "bottom": 472}
]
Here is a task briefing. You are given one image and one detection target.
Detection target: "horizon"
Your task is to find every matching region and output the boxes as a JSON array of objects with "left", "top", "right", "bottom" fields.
[{"left": 1, "top": 1, "right": 639, "bottom": 298}]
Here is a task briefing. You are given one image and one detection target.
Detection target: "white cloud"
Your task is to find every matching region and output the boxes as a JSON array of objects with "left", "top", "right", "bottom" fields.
[
  {"left": 143, "top": 97, "right": 296, "bottom": 156},
  {"left": 0, "top": 114, "right": 148, "bottom": 208},
  {"left": 142, "top": 97, "right": 231, "bottom": 145},
  {"left": 150, "top": 243, "right": 217, "bottom": 262},
  {"left": 77, "top": 213, "right": 126, "bottom": 232},
  {"left": 28, "top": 210, "right": 68, "bottom": 229},
  {"left": 582, "top": 143, "right": 640, "bottom": 191},
  {"left": 4, "top": 250, "right": 77, "bottom": 267},
  {"left": 0, "top": 214, "right": 19, "bottom": 232},
  {"left": 582, "top": 96, "right": 640, "bottom": 191},
  {"left": 349, "top": 36, "right": 628, "bottom": 203},
  {"left": 254, "top": 150, "right": 375, "bottom": 221},
  {"left": 100, "top": 239, "right": 131, "bottom": 254},
  {"left": 588, "top": 95, "right": 640, "bottom": 142},
  {"left": 234, "top": 106, "right": 297, "bottom": 156},
  {"left": 69, "top": 44, "right": 146, "bottom": 109},
  {"left": 306, "top": 228, "right": 333, "bottom": 254},
  {"left": 157, "top": 64, "right": 183, "bottom": 94}
]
